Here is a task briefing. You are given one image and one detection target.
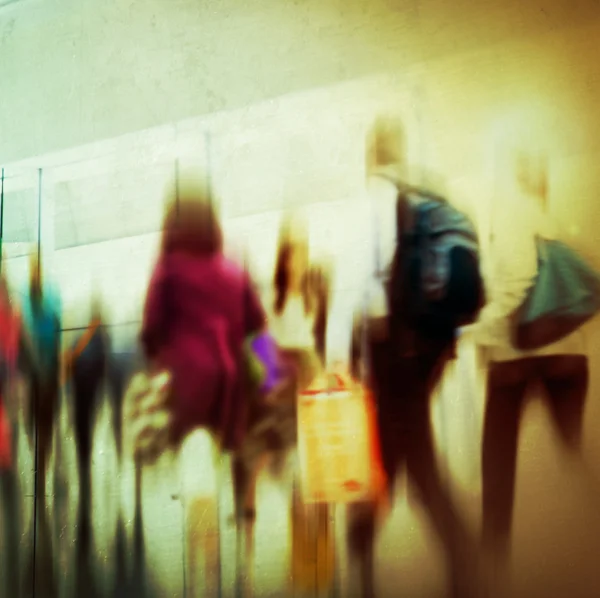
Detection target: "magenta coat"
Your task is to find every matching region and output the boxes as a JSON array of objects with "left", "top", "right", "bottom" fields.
[{"left": 141, "top": 251, "right": 266, "bottom": 451}]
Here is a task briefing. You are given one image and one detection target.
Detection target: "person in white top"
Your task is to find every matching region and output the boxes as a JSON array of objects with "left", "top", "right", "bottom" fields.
[
  {"left": 347, "top": 115, "right": 486, "bottom": 598},
  {"left": 268, "top": 217, "right": 335, "bottom": 594},
  {"left": 465, "top": 145, "right": 589, "bottom": 566},
  {"left": 271, "top": 223, "right": 315, "bottom": 341},
  {"left": 269, "top": 217, "right": 327, "bottom": 380}
]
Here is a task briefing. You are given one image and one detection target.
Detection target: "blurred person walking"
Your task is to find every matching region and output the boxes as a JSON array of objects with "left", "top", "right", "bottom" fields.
[
  {"left": 62, "top": 295, "right": 112, "bottom": 558},
  {"left": 141, "top": 172, "right": 267, "bottom": 453},
  {"left": 18, "top": 253, "right": 61, "bottom": 598},
  {"left": 463, "top": 129, "right": 592, "bottom": 591},
  {"left": 0, "top": 273, "right": 22, "bottom": 597},
  {"left": 347, "top": 115, "right": 487, "bottom": 598},
  {"left": 139, "top": 172, "right": 267, "bottom": 595},
  {"left": 20, "top": 253, "right": 62, "bottom": 506}
]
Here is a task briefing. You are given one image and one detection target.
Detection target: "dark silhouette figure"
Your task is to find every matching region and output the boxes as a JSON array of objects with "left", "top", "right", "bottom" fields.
[
  {"left": 16, "top": 255, "right": 61, "bottom": 598},
  {"left": 68, "top": 309, "right": 110, "bottom": 556},
  {"left": 348, "top": 315, "right": 483, "bottom": 598},
  {"left": 347, "top": 115, "right": 486, "bottom": 598},
  {"left": 22, "top": 255, "right": 61, "bottom": 506}
]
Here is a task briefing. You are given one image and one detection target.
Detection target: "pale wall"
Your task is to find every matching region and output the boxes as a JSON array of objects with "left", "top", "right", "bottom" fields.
[
  {"left": 1, "top": 0, "right": 599, "bottom": 163},
  {"left": 3, "top": 11, "right": 600, "bottom": 355}
]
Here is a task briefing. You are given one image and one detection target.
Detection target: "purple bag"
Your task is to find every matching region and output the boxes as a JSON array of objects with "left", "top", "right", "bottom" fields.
[{"left": 249, "top": 332, "right": 286, "bottom": 394}]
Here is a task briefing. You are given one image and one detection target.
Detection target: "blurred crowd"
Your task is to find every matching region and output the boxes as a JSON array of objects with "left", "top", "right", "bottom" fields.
[{"left": 1, "top": 113, "right": 597, "bottom": 598}]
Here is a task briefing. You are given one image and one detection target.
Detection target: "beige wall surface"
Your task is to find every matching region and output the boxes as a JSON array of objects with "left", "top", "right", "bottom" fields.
[{"left": 1, "top": 0, "right": 599, "bottom": 164}]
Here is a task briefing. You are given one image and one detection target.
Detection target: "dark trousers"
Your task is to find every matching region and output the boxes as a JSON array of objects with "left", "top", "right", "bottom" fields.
[
  {"left": 481, "top": 354, "right": 589, "bottom": 556},
  {"left": 72, "top": 360, "right": 105, "bottom": 552},
  {"left": 29, "top": 370, "right": 59, "bottom": 503},
  {"left": 347, "top": 334, "right": 482, "bottom": 598},
  {"left": 21, "top": 367, "right": 60, "bottom": 598},
  {"left": 20, "top": 334, "right": 59, "bottom": 492}
]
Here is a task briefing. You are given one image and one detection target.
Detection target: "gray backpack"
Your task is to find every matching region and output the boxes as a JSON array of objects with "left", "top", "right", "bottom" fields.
[{"left": 389, "top": 188, "right": 485, "bottom": 337}]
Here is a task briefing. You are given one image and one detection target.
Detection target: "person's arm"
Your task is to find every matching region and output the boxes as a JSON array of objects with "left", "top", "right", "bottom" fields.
[
  {"left": 140, "top": 260, "right": 170, "bottom": 361},
  {"left": 61, "top": 317, "right": 102, "bottom": 384},
  {"left": 243, "top": 272, "right": 267, "bottom": 338},
  {"left": 349, "top": 309, "right": 365, "bottom": 380},
  {"left": 466, "top": 210, "right": 539, "bottom": 347},
  {"left": 306, "top": 264, "right": 332, "bottom": 365},
  {"left": 69, "top": 318, "right": 101, "bottom": 361}
]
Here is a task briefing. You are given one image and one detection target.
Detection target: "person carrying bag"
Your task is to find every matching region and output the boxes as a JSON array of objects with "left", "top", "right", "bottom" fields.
[{"left": 464, "top": 141, "right": 592, "bottom": 582}]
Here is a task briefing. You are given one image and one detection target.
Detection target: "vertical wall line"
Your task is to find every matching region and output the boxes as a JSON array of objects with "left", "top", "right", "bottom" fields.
[
  {"left": 31, "top": 167, "right": 43, "bottom": 598},
  {"left": 0, "top": 168, "right": 4, "bottom": 271}
]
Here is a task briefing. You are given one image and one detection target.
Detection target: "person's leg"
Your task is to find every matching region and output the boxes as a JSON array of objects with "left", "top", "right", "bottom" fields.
[
  {"left": 30, "top": 376, "right": 60, "bottom": 598},
  {"left": 406, "top": 396, "right": 484, "bottom": 598},
  {"left": 176, "top": 428, "right": 221, "bottom": 598},
  {"left": 346, "top": 337, "right": 403, "bottom": 598},
  {"left": 540, "top": 354, "right": 600, "bottom": 513},
  {"left": 481, "top": 360, "right": 531, "bottom": 561},
  {"left": 36, "top": 384, "right": 54, "bottom": 508},
  {"left": 72, "top": 372, "right": 99, "bottom": 555},
  {"left": 397, "top": 348, "right": 482, "bottom": 598},
  {"left": 279, "top": 351, "right": 317, "bottom": 595},
  {"left": 541, "top": 355, "right": 589, "bottom": 453},
  {"left": 27, "top": 372, "right": 39, "bottom": 448},
  {"left": 231, "top": 451, "right": 264, "bottom": 597}
]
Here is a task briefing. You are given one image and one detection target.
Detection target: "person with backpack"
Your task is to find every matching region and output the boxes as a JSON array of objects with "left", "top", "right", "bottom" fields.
[
  {"left": 461, "top": 138, "right": 592, "bottom": 587},
  {"left": 346, "top": 115, "right": 487, "bottom": 598}
]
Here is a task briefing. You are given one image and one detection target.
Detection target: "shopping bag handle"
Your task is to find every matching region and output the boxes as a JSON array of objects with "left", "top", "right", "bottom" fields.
[{"left": 300, "top": 372, "right": 348, "bottom": 396}]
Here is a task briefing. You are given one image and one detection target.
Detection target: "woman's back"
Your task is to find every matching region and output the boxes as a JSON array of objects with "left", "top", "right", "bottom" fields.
[{"left": 142, "top": 250, "right": 265, "bottom": 448}]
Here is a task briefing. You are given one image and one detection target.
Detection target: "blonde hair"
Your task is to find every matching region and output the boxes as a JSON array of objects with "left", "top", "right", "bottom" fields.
[
  {"left": 366, "top": 114, "right": 407, "bottom": 178},
  {"left": 273, "top": 216, "right": 311, "bottom": 315}
]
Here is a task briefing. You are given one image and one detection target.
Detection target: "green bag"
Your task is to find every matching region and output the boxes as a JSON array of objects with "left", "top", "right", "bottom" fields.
[{"left": 513, "top": 237, "right": 600, "bottom": 350}]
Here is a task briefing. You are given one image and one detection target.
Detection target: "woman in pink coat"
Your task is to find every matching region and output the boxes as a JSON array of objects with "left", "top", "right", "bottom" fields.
[{"left": 141, "top": 181, "right": 266, "bottom": 453}]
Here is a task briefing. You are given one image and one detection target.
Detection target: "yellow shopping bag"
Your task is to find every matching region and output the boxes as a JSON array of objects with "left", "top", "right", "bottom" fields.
[{"left": 297, "top": 371, "right": 386, "bottom": 505}]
